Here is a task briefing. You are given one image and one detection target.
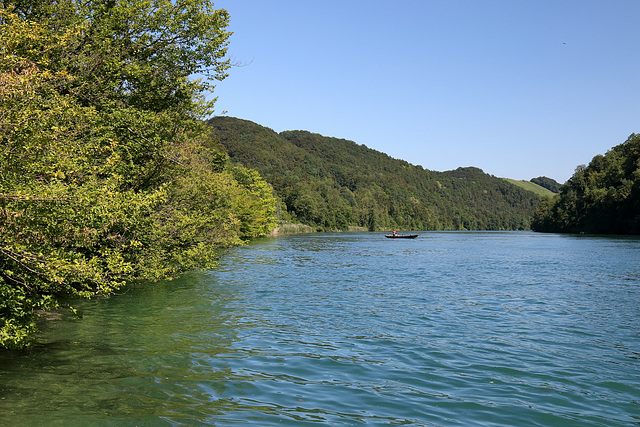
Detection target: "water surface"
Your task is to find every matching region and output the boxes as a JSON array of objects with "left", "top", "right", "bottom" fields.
[{"left": 1, "top": 231, "right": 639, "bottom": 425}]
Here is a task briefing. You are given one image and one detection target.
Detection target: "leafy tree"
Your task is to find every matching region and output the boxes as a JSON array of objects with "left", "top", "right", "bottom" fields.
[
  {"left": 1, "top": 1, "right": 277, "bottom": 349},
  {"left": 531, "top": 134, "right": 640, "bottom": 234}
]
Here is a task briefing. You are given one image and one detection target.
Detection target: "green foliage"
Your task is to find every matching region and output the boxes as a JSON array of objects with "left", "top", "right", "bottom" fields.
[
  {"left": 530, "top": 176, "right": 561, "bottom": 193},
  {"left": 531, "top": 134, "right": 640, "bottom": 234},
  {"left": 273, "top": 223, "right": 316, "bottom": 234},
  {"left": 1, "top": 1, "right": 277, "bottom": 349},
  {"left": 208, "top": 117, "right": 543, "bottom": 233}
]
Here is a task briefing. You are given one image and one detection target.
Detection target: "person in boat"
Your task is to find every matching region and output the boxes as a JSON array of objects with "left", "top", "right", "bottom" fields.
[{"left": 392, "top": 230, "right": 398, "bottom": 237}]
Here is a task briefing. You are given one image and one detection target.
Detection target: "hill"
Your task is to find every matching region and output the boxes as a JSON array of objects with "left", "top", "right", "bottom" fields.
[
  {"left": 503, "top": 179, "right": 556, "bottom": 197},
  {"left": 207, "top": 117, "right": 544, "bottom": 231}
]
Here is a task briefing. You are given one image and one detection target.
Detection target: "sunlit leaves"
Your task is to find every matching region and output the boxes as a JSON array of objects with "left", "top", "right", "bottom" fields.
[
  {"left": 532, "top": 134, "right": 640, "bottom": 234},
  {"left": 1, "top": 0, "right": 276, "bottom": 349}
]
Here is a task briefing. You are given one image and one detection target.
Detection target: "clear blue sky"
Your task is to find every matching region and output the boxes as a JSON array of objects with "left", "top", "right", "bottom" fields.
[{"left": 210, "top": 0, "right": 639, "bottom": 183}]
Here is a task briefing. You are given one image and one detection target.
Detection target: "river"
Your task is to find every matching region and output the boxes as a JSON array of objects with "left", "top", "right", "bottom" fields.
[{"left": 1, "top": 231, "right": 639, "bottom": 426}]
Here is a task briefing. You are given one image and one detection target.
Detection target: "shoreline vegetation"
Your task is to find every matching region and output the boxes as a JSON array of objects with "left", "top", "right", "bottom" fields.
[
  {"left": 268, "top": 222, "right": 368, "bottom": 236},
  {"left": 0, "top": 0, "right": 277, "bottom": 349},
  {"left": 268, "top": 223, "right": 316, "bottom": 236}
]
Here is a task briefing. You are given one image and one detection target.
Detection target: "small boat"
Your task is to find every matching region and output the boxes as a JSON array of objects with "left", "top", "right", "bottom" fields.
[{"left": 385, "top": 234, "right": 418, "bottom": 239}]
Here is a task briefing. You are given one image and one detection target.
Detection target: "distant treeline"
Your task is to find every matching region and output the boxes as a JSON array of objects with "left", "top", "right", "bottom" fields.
[
  {"left": 208, "top": 117, "right": 545, "bottom": 232},
  {"left": 532, "top": 134, "right": 640, "bottom": 234}
]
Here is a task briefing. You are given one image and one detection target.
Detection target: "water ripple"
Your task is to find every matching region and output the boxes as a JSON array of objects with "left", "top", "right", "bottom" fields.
[{"left": 1, "top": 232, "right": 639, "bottom": 426}]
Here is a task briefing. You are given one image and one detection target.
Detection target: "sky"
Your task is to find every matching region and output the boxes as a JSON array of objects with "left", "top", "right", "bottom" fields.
[{"left": 210, "top": 0, "right": 639, "bottom": 184}]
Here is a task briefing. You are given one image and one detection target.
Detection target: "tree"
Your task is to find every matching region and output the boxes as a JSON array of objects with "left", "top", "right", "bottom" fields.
[
  {"left": 1, "top": 0, "right": 277, "bottom": 349},
  {"left": 531, "top": 134, "right": 640, "bottom": 234}
]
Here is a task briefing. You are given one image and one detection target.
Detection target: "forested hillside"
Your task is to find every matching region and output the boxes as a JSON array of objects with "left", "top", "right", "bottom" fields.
[
  {"left": 532, "top": 134, "right": 640, "bottom": 234},
  {"left": 0, "top": 1, "right": 277, "bottom": 349},
  {"left": 208, "top": 117, "right": 543, "bottom": 232}
]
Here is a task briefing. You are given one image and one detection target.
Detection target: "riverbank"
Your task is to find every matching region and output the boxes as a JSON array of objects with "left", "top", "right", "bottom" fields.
[{"left": 268, "top": 222, "right": 368, "bottom": 236}]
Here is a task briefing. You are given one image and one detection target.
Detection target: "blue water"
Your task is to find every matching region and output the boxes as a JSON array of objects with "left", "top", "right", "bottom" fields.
[{"left": 1, "top": 231, "right": 639, "bottom": 426}]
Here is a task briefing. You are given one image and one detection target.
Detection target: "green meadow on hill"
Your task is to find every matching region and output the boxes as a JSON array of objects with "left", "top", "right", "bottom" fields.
[{"left": 503, "top": 179, "right": 556, "bottom": 198}]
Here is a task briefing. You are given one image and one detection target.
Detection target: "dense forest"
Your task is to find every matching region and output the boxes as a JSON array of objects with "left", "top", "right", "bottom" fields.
[
  {"left": 0, "top": 1, "right": 277, "bottom": 349},
  {"left": 208, "top": 117, "right": 545, "bottom": 232},
  {"left": 532, "top": 134, "right": 640, "bottom": 234}
]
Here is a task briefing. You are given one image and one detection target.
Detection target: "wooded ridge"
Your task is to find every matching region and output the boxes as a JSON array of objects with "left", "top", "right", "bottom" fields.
[{"left": 208, "top": 116, "right": 548, "bottom": 232}]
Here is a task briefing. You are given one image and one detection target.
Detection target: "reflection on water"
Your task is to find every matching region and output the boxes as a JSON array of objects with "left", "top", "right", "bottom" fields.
[{"left": 1, "top": 232, "right": 639, "bottom": 426}]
